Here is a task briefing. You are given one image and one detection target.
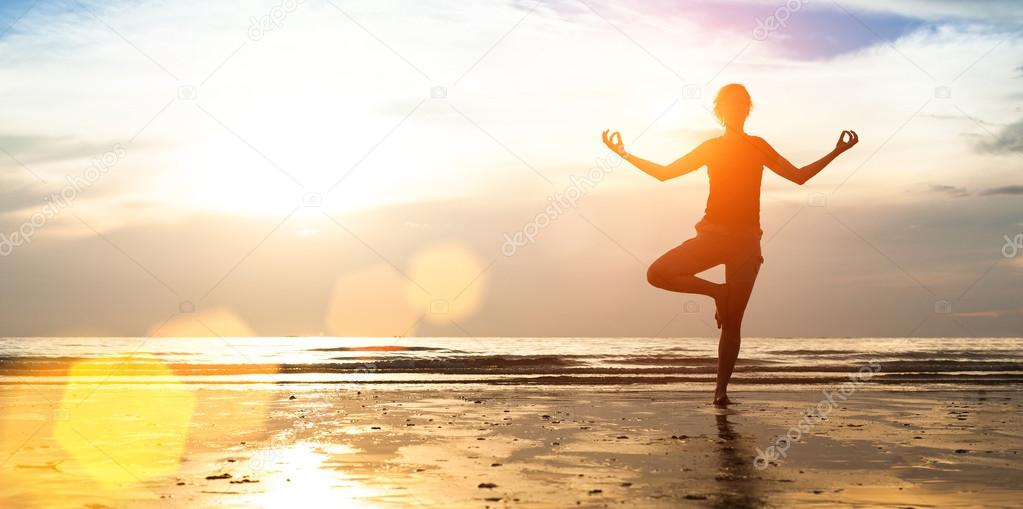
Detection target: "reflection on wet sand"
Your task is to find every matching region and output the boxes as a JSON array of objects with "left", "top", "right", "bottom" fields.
[
  {"left": 226, "top": 442, "right": 386, "bottom": 509},
  {"left": 713, "top": 412, "right": 765, "bottom": 509}
]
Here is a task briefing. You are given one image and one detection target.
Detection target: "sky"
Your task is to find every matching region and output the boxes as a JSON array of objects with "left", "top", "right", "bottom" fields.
[{"left": 0, "top": 0, "right": 1021, "bottom": 338}]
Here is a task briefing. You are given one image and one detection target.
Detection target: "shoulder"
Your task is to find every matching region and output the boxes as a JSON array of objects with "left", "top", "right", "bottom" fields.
[
  {"left": 746, "top": 135, "right": 775, "bottom": 153},
  {"left": 697, "top": 136, "right": 722, "bottom": 150}
]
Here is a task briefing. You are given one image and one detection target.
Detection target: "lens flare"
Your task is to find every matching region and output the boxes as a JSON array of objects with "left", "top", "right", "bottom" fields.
[
  {"left": 326, "top": 264, "right": 420, "bottom": 336},
  {"left": 403, "top": 244, "right": 488, "bottom": 324},
  {"left": 52, "top": 356, "right": 195, "bottom": 487},
  {"left": 149, "top": 307, "right": 257, "bottom": 337}
]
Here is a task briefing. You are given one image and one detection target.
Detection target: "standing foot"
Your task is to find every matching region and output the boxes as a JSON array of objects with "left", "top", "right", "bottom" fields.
[{"left": 712, "top": 394, "right": 736, "bottom": 407}]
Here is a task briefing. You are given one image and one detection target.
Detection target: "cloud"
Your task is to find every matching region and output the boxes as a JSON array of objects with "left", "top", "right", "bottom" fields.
[
  {"left": 838, "top": 0, "right": 1023, "bottom": 24},
  {"left": 2, "top": 189, "right": 1022, "bottom": 337},
  {"left": 0, "top": 133, "right": 128, "bottom": 173},
  {"left": 981, "top": 185, "right": 1023, "bottom": 195},
  {"left": 0, "top": 174, "right": 45, "bottom": 214},
  {"left": 541, "top": 0, "right": 931, "bottom": 60},
  {"left": 535, "top": 0, "right": 1023, "bottom": 61},
  {"left": 977, "top": 118, "right": 1023, "bottom": 154},
  {"left": 929, "top": 184, "right": 969, "bottom": 197},
  {"left": 0, "top": 0, "right": 1021, "bottom": 338}
]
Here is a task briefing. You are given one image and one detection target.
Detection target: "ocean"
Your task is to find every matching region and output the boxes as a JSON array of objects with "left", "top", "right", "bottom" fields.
[{"left": 2, "top": 337, "right": 1021, "bottom": 389}]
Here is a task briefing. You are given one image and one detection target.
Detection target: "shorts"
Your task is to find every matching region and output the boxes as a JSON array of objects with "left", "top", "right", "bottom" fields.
[{"left": 652, "top": 226, "right": 764, "bottom": 283}]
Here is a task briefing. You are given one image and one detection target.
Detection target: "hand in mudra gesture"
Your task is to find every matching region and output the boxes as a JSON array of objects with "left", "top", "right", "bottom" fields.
[
  {"left": 602, "top": 129, "right": 627, "bottom": 156},
  {"left": 835, "top": 130, "right": 859, "bottom": 153}
]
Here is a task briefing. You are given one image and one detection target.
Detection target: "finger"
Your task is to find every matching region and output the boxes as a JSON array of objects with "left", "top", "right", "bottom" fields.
[
  {"left": 851, "top": 130, "right": 858, "bottom": 143},
  {"left": 842, "top": 130, "right": 851, "bottom": 143},
  {"left": 602, "top": 130, "right": 609, "bottom": 144},
  {"left": 613, "top": 131, "right": 622, "bottom": 145}
]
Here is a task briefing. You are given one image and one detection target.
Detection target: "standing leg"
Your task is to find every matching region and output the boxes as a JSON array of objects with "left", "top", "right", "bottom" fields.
[{"left": 713, "top": 257, "right": 761, "bottom": 406}]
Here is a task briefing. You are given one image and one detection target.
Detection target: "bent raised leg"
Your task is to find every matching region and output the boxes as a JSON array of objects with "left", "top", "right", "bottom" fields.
[{"left": 646, "top": 238, "right": 722, "bottom": 297}]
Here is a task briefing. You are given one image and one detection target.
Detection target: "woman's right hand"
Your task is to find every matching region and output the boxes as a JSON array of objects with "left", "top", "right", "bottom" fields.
[{"left": 602, "top": 129, "right": 627, "bottom": 156}]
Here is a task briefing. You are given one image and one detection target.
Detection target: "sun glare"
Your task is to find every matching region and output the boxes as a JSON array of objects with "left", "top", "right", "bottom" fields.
[{"left": 241, "top": 442, "right": 384, "bottom": 509}]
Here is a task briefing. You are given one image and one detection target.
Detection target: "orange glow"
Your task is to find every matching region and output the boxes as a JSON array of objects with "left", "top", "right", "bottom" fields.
[
  {"left": 326, "top": 264, "right": 420, "bottom": 336},
  {"left": 149, "top": 307, "right": 258, "bottom": 337},
  {"left": 404, "top": 243, "right": 489, "bottom": 325}
]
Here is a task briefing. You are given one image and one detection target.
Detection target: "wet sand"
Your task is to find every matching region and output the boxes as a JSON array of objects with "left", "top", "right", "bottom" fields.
[{"left": 2, "top": 385, "right": 1021, "bottom": 508}]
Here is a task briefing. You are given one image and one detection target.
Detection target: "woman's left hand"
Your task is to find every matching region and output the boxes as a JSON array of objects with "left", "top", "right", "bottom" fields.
[
  {"left": 835, "top": 130, "right": 858, "bottom": 153},
  {"left": 602, "top": 129, "right": 627, "bottom": 156}
]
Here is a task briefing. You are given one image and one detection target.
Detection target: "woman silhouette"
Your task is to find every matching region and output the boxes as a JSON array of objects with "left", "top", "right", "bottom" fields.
[{"left": 602, "top": 84, "right": 858, "bottom": 406}]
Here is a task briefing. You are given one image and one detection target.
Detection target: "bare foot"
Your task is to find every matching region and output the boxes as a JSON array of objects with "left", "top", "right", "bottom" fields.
[
  {"left": 713, "top": 284, "right": 729, "bottom": 329},
  {"left": 713, "top": 393, "right": 738, "bottom": 407}
]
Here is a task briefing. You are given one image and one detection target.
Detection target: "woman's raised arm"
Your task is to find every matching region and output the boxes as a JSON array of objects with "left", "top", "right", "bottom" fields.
[
  {"left": 602, "top": 130, "right": 708, "bottom": 182},
  {"left": 757, "top": 131, "right": 858, "bottom": 185}
]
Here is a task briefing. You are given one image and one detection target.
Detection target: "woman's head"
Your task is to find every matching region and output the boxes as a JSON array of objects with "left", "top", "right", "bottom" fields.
[{"left": 713, "top": 84, "right": 752, "bottom": 129}]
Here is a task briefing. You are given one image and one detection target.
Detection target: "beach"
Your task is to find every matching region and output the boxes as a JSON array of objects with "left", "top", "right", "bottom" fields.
[
  {"left": 2, "top": 381, "right": 1022, "bottom": 508},
  {"left": 3, "top": 0, "right": 1021, "bottom": 507}
]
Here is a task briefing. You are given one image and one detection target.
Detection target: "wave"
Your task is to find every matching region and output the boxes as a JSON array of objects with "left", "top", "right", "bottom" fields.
[
  {"left": 311, "top": 346, "right": 462, "bottom": 353},
  {"left": 3, "top": 337, "right": 1021, "bottom": 389},
  {"left": 3, "top": 356, "right": 1022, "bottom": 377}
]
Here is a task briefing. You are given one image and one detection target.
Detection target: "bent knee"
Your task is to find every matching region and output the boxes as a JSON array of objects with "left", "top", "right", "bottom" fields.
[{"left": 646, "top": 265, "right": 670, "bottom": 288}]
